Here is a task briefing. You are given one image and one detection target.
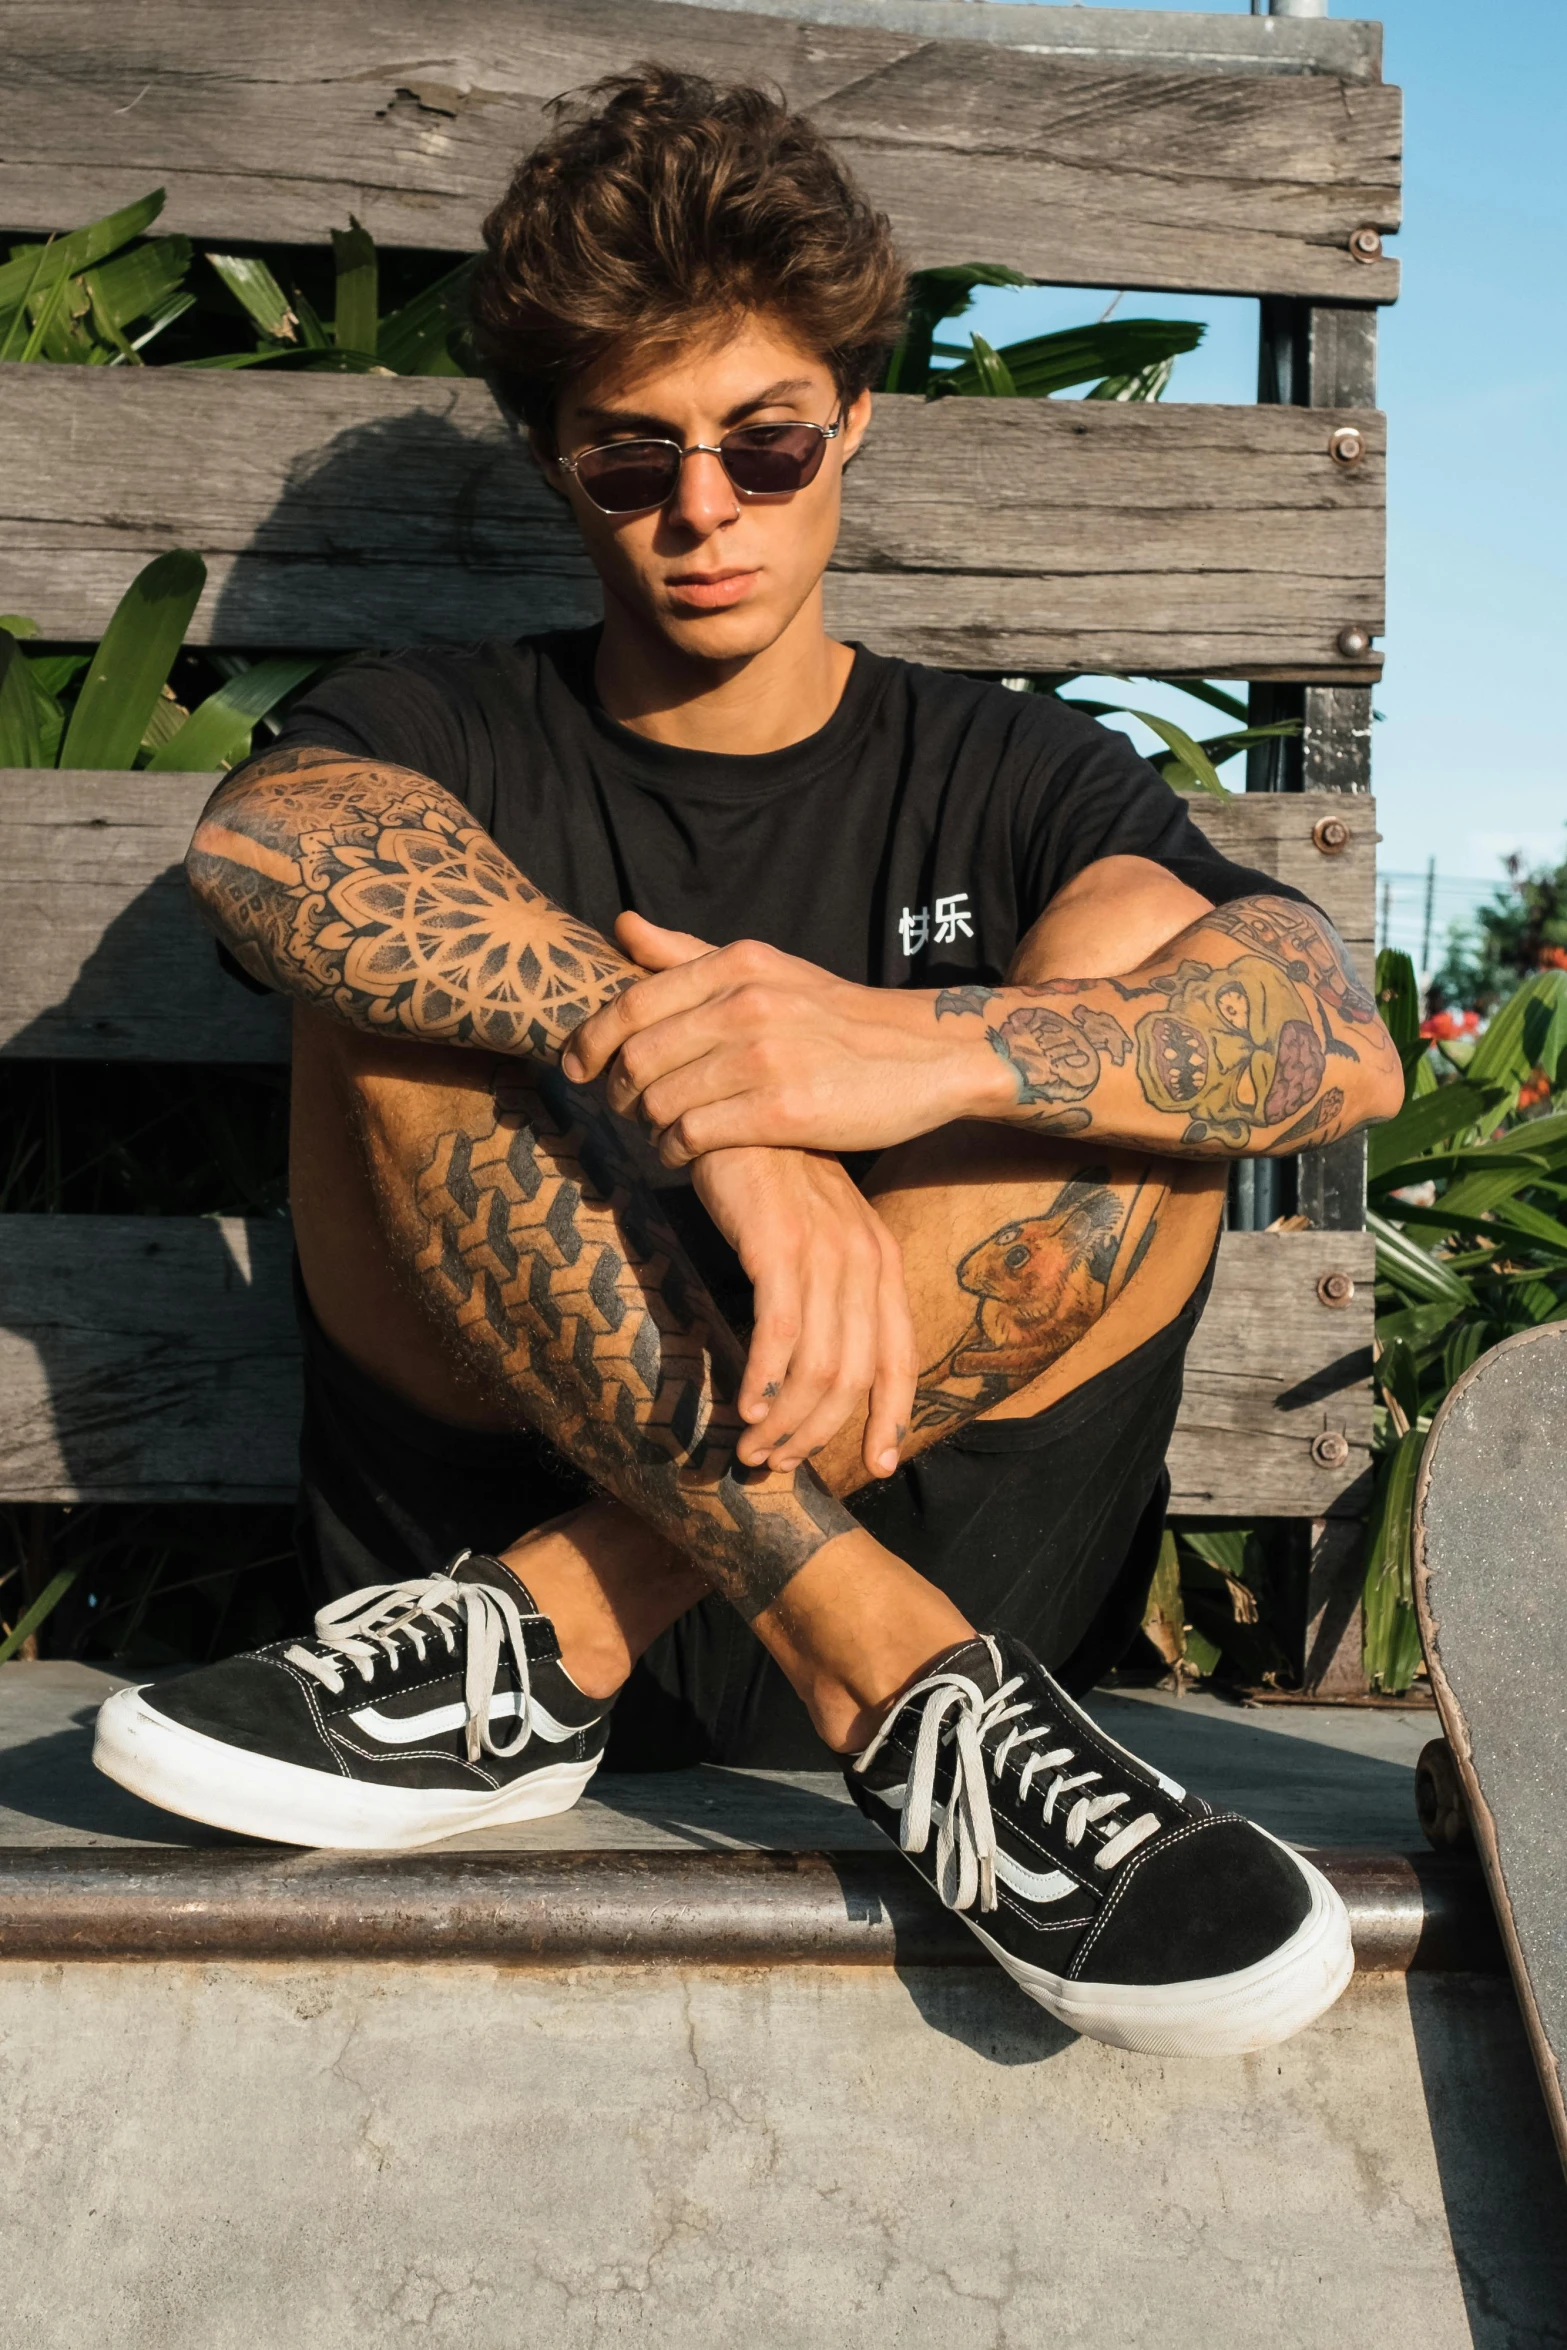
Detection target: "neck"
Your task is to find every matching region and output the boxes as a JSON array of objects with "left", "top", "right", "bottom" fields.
[{"left": 594, "top": 586, "right": 854, "bottom": 754}]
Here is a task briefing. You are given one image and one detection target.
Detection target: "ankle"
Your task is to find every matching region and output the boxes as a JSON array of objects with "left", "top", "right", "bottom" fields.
[
  {"left": 800, "top": 1635, "right": 977, "bottom": 1756},
  {"left": 500, "top": 1507, "right": 707, "bottom": 1702}
]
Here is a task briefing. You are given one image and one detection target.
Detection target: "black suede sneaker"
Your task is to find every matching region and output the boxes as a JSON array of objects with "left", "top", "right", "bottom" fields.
[
  {"left": 93, "top": 1552, "right": 610, "bottom": 1850},
  {"left": 849, "top": 1634, "right": 1353, "bottom": 2057}
]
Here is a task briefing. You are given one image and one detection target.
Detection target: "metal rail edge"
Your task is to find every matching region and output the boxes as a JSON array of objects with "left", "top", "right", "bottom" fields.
[{"left": 0, "top": 1847, "right": 1501, "bottom": 1972}]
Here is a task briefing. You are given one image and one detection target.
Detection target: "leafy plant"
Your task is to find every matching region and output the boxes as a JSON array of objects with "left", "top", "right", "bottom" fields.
[
  {"left": 1040, "top": 676, "right": 1298, "bottom": 802},
  {"left": 2, "top": 190, "right": 475, "bottom": 376},
  {"left": 1358, "top": 948, "right": 1567, "bottom": 1688},
  {"left": 1, "top": 552, "right": 319, "bottom": 771},
  {"left": 881, "top": 264, "right": 1203, "bottom": 402},
  {"left": 0, "top": 189, "right": 193, "bottom": 363}
]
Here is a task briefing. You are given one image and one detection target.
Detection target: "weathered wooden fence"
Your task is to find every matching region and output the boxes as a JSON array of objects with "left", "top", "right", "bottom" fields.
[{"left": 0, "top": 0, "right": 1399, "bottom": 1689}]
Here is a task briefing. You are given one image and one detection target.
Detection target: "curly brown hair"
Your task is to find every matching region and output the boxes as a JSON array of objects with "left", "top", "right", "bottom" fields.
[{"left": 471, "top": 64, "right": 907, "bottom": 435}]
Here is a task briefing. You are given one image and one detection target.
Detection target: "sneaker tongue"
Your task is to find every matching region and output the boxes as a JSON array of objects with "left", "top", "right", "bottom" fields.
[
  {"left": 918, "top": 1633, "right": 1006, "bottom": 1697},
  {"left": 449, "top": 1550, "right": 540, "bottom": 1613}
]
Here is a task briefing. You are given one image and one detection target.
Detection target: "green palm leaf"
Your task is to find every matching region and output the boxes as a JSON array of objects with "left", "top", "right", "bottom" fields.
[
  {"left": 1362, "top": 1428, "right": 1426, "bottom": 1693},
  {"left": 331, "top": 218, "right": 378, "bottom": 358},
  {"left": 146, "top": 656, "right": 323, "bottom": 771},
  {"left": 59, "top": 551, "right": 206, "bottom": 770},
  {"left": 377, "top": 258, "right": 474, "bottom": 374},
  {"left": 1121, "top": 711, "right": 1230, "bottom": 799},
  {"left": 935, "top": 318, "right": 1202, "bottom": 401},
  {"left": 1467, "top": 969, "right": 1567, "bottom": 1092},
  {"left": 1366, "top": 1078, "right": 1510, "bottom": 1180},
  {"left": 0, "top": 629, "right": 44, "bottom": 765},
  {"left": 0, "top": 190, "right": 165, "bottom": 316},
  {"left": 1370, "top": 1209, "right": 1475, "bottom": 1309},
  {"left": 204, "top": 253, "right": 300, "bottom": 343}
]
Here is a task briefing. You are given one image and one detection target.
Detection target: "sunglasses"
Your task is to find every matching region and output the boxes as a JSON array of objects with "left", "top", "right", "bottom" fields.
[{"left": 559, "top": 418, "right": 842, "bottom": 515}]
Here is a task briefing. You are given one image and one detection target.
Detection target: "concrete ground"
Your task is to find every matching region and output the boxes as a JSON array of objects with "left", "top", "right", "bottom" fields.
[
  {"left": 4, "top": 1662, "right": 1565, "bottom": 2349},
  {"left": 1, "top": 1960, "right": 1564, "bottom": 2349}
]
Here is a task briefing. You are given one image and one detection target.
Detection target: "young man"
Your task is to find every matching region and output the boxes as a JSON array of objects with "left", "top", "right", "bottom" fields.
[{"left": 95, "top": 69, "right": 1401, "bottom": 2054}]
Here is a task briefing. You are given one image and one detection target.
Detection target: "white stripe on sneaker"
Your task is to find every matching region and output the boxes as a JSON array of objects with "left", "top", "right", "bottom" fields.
[
  {"left": 347, "top": 1690, "right": 589, "bottom": 1747},
  {"left": 871, "top": 1782, "right": 1077, "bottom": 1906}
]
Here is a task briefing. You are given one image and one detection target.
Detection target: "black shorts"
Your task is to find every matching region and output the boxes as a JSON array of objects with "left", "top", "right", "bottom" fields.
[{"left": 292, "top": 1196, "right": 1214, "bottom": 1771}]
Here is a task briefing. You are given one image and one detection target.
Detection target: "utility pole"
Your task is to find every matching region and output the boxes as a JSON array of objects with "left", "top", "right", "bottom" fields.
[{"left": 1421, "top": 856, "right": 1436, "bottom": 984}]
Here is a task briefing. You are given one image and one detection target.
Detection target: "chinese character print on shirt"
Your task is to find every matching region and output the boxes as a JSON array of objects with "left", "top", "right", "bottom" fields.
[{"left": 898, "top": 891, "right": 974, "bottom": 960}]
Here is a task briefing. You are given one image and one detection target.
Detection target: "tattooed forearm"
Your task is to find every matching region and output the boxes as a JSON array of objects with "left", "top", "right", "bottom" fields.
[
  {"left": 944, "top": 895, "right": 1400, "bottom": 1156},
  {"left": 187, "top": 745, "right": 633, "bottom": 1057},
  {"left": 913, "top": 1166, "right": 1160, "bottom": 1431},
  {"left": 389, "top": 1061, "right": 853, "bottom": 1620}
]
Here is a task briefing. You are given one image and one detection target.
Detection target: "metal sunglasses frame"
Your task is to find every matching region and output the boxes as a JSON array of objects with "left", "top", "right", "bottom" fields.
[{"left": 557, "top": 417, "right": 844, "bottom": 513}]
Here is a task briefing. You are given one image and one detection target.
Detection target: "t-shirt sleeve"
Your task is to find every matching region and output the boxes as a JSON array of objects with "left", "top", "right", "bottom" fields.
[
  {"left": 245, "top": 651, "right": 496, "bottom": 833},
  {"left": 1011, "top": 697, "right": 1316, "bottom": 922}
]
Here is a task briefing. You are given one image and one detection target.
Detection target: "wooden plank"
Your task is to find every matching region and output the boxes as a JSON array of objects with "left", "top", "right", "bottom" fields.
[
  {"left": 0, "top": 0, "right": 1400, "bottom": 302},
  {"left": 0, "top": 368, "right": 1386, "bottom": 677},
  {"left": 1167, "top": 1228, "right": 1375, "bottom": 1519},
  {"left": 1179, "top": 791, "right": 1377, "bottom": 964},
  {"left": 0, "top": 1220, "right": 1370, "bottom": 1509},
  {"left": 0, "top": 776, "right": 1376, "bottom": 1061},
  {"left": 682, "top": 2, "right": 1385, "bottom": 81},
  {"left": 0, "top": 772, "right": 288, "bottom": 1061},
  {"left": 0, "top": 1217, "right": 299, "bottom": 1503}
]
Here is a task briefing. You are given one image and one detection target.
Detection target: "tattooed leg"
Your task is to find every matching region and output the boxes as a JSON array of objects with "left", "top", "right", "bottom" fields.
[
  {"left": 807, "top": 918, "right": 1228, "bottom": 1495},
  {"left": 338, "top": 1036, "right": 973, "bottom": 1746}
]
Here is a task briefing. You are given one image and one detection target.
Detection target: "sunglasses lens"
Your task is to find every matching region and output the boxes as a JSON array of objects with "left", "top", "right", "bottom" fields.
[
  {"left": 720, "top": 424, "right": 828, "bottom": 495},
  {"left": 574, "top": 440, "right": 681, "bottom": 512}
]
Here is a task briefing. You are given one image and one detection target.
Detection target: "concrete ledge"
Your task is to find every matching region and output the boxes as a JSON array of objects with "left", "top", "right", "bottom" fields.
[{"left": 0, "top": 1845, "right": 1502, "bottom": 1973}]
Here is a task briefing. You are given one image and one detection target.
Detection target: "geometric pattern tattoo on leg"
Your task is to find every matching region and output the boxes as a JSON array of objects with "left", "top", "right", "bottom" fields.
[{"left": 410, "top": 1065, "right": 852, "bottom": 1620}]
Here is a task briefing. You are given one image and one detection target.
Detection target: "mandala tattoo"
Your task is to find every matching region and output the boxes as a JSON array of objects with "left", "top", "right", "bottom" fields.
[
  {"left": 189, "top": 747, "right": 633, "bottom": 1057},
  {"left": 913, "top": 1167, "right": 1158, "bottom": 1431},
  {"left": 405, "top": 1064, "right": 853, "bottom": 1621}
]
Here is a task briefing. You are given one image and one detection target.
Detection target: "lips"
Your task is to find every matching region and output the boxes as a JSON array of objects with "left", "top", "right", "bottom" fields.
[
  {"left": 1146, "top": 1014, "right": 1208, "bottom": 1105},
  {"left": 665, "top": 570, "right": 758, "bottom": 609}
]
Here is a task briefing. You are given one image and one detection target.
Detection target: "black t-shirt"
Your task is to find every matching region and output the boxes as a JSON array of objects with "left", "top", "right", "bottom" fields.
[{"left": 263, "top": 628, "right": 1299, "bottom": 991}]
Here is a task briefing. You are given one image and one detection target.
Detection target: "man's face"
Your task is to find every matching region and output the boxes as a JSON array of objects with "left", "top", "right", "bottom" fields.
[{"left": 538, "top": 314, "right": 871, "bottom": 666}]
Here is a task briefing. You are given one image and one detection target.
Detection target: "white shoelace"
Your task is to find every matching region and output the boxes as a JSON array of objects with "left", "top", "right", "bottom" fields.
[
  {"left": 285, "top": 1569, "right": 536, "bottom": 1763},
  {"left": 854, "top": 1655, "right": 1162, "bottom": 1914}
]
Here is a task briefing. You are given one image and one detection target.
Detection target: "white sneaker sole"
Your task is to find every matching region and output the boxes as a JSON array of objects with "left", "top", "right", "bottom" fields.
[
  {"left": 93, "top": 1686, "right": 602, "bottom": 1852},
  {"left": 962, "top": 1837, "right": 1355, "bottom": 2058}
]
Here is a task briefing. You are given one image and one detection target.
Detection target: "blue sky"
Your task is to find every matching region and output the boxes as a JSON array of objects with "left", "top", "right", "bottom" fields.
[{"left": 958, "top": 0, "right": 1566, "bottom": 972}]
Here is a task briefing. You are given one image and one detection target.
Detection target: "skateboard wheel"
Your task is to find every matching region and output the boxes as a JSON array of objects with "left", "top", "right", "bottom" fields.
[{"left": 1415, "top": 1737, "right": 1473, "bottom": 1851}]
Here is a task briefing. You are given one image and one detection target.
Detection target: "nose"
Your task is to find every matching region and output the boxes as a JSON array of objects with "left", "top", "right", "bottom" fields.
[{"left": 663, "top": 445, "right": 739, "bottom": 535}]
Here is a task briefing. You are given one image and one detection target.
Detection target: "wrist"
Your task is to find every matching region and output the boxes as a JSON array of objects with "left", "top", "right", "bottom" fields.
[{"left": 919, "top": 996, "right": 1015, "bottom": 1122}]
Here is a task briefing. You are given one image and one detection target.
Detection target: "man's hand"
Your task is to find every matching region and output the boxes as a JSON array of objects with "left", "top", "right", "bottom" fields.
[
  {"left": 692, "top": 1145, "right": 917, "bottom": 1480},
  {"left": 566, "top": 916, "right": 917, "bottom": 1477},
  {"left": 562, "top": 913, "right": 978, "bottom": 1164},
  {"left": 564, "top": 897, "right": 1402, "bottom": 1164}
]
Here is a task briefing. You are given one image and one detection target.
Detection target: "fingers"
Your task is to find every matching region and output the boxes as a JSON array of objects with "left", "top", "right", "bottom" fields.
[
  {"left": 613, "top": 910, "right": 714, "bottom": 968},
  {"left": 737, "top": 1222, "right": 883, "bottom": 1473},
  {"left": 862, "top": 1232, "right": 919, "bottom": 1481},
  {"left": 563, "top": 938, "right": 780, "bottom": 1084},
  {"left": 562, "top": 956, "right": 726, "bottom": 1083},
  {"left": 599, "top": 1019, "right": 744, "bottom": 1123},
  {"left": 737, "top": 1254, "right": 805, "bottom": 1467}
]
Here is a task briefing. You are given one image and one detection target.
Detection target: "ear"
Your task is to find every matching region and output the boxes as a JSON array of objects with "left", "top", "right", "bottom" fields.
[
  {"left": 528, "top": 426, "right": 570, "bottom": 502},
  {"left": 839, "top": 385, "right": 874, "bottom": 467}
]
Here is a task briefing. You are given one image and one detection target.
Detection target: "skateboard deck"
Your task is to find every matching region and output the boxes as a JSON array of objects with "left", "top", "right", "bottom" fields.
[{"left": 1413, "top": 1321, "right": 1567, "bottom": 2177}]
